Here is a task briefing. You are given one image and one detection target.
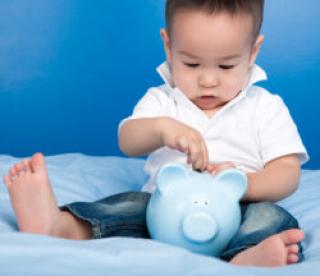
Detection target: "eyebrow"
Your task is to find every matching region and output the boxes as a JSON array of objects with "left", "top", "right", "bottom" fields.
[
  {"left": 179, "top": 51, "right": 200, "bottom": 59},
  {"left": 220, "top": 54, "right": 241, "bottom": 60},
  {"left": 219, "top": 54, "right": 242, "bottom": 60},
  {"left": 179, "top": 50, "right": 242, "bottom": 60}
]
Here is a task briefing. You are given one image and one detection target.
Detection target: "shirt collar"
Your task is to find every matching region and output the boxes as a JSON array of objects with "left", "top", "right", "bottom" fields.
[
  {"left": 156, "top": 62, "right": 267, "bottom": 120},
  {"left": 242, "top": 63, "right": 267, "bottom": 93},
  {"left": 156, "top": 61, "right": 267, "bottom": 95},
  {"left": 156, "top": 62, "right": 175, "bottom": 88}
]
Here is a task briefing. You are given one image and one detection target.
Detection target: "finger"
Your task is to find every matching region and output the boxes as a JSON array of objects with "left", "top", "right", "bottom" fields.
[
  {"left": 193, "top": 133, "right": 208, "bottom": 171},
  {"left": 207, "top": 162, "right": 235, "bottom": 175},
  {"left": 189, "top": 141, "right": 204, "bottom": 171},
  {"left": 176, "top": 136, "right": 189, "bottom": 154},
  {"left": 207, "top": 163, "right": 212, "bottom": 170},
  {"left": 192, "top": 146, "right": 205, "bottom": 171},
  {"left": 186, "top": 140, "right": 196, "bottom": 166},
  {"left": 201, "top": 140, "right": 209, "bottom": 171},
  {"left": 207, "top": 165, "right": 218, "bottom": 174},
  {"left": 223, "top": 161, "right": 236, "bottom": 168},
  {"left": 214, "top": 162, "right": 236, "bottom": 174}
]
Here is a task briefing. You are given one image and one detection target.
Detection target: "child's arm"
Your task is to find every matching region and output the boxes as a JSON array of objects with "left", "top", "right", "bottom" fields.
[
  {"left": 119, "top": 118, "right": 164, "bottom": 156},
  {"left": 118, "top": 117, "right": 209, "bottom": 171},
  {"left": 242, "top": 154, "right": 301, "bottom": 202},
  {"left": 207, "top": 155, "right": 301, "bottom": 202}
]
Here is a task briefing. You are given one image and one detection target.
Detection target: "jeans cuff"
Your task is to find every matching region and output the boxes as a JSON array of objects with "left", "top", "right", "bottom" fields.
[{"left": 60, "top": 203, "right": 102, "bottom": 239}]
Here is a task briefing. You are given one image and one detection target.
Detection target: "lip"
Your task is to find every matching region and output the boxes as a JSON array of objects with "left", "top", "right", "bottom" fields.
[
  {"left": 199, "top": 96, "right": 216, "bottom": 100},
  {"left": 194, "top": 96, "right": 219, "bottom": 109},
  {"left": 197, "top": 96, "right": 217, "bottom": 103}
]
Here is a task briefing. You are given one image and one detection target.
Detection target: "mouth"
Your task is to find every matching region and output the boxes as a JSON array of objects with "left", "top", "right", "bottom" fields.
[
  {"left": 193, "top": 95, "right": 220, "bottom": 110},
  {"left": 197, "top": 96, "right": 217, "bottom": 103},
  {"left": 199, "top": 96, "right": 217, "bottom": 100}
]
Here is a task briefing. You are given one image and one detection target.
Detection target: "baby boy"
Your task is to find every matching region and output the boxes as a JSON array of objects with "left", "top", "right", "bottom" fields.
[{"left": 4, "top": 0, "right": 308, "bottom": 267}]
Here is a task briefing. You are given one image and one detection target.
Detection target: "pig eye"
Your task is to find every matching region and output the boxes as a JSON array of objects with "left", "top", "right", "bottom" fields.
[
  {"left": 205, "top": 201, "right": 208, "bottom": 205},
  {"left": 194, "top": 201, "right": 198, "bottom": 204}
]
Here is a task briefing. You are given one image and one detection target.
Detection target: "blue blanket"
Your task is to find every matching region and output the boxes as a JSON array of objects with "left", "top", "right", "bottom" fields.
[{"left": 0, "top": 154, "right": 319, "bottom": 275}]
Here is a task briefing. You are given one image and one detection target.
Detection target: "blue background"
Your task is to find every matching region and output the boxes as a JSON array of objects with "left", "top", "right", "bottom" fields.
[{"left": 0, "top": 0, "right": 319, "bottom": 169}]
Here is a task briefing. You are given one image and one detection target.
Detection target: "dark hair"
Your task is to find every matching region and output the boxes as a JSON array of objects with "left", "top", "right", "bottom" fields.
[{"left": 165, "top": 0, "right": 264, "bottom": 38}]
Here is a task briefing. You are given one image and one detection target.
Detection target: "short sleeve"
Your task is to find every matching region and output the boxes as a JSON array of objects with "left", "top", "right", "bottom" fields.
[
  {"left": 257, "top": 94, "right": 309, "bottom": 165},
  {"left": 118, "top": 86, "right": 171, "bottom": 131}
]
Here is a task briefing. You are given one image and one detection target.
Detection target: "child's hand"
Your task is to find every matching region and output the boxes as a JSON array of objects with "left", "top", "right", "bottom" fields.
[
  {"left": 207, "top": 162, "right": 236, "bottom": 175},
  {"left": 159, "top": 117, "right": 208, "bottom": 171}
]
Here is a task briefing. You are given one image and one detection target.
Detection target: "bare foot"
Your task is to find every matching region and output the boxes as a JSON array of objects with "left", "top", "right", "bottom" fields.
[
  {"left": 3, "top": 153, "right": 92, "bottom": 239},
  {"left": 230, "top": 229, "right": 304, "bottom": 267}
]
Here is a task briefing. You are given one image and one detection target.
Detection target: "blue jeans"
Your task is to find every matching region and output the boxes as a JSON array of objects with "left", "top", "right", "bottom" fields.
[{"left": 61, "top": 192, "right": 303, "bottom": 261}]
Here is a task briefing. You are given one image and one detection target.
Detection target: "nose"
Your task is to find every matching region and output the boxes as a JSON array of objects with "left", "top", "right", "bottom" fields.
[
  {"left": 199, "top": 70, "right": 219, "bottom": 88},
  {"left": 182, "top": 212, "right": 218, "bottom": 243}
]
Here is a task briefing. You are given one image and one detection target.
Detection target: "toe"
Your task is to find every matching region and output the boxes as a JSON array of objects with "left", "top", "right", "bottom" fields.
[
  {"left": 3, "top": 175, "right": 12, "bottom": 187},
  {"left": 31, "top": 153, "right": 46, "bottom": 173},
  {"left": 287, "top": 244, "right": 299, "bottom": 254},
  {"left": 14, "top": 164, "right": 20, "bottom": 172},
  {"left": 22, "top": 159, "right": 32, "bottom": 173},
  {"left": 287, "top": 253, "right": 299, "bottom": 264},
  {"left": 15, "top": 162, "right": 25, "bottom": 174},
  {"left": 10, "top": 167, "right": 17, "bottom": 178},
  {"left": 279, "top": 229, "right": 304, "bottom": 245}
]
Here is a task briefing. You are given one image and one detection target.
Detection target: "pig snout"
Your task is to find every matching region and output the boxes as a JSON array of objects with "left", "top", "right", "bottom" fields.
[{"left": 182, "top": 212, "right": 218, "bottom": 243}]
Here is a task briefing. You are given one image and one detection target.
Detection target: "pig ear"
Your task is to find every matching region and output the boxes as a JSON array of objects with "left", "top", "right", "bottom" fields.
[
  {"left": 215, "top": 169, "right": 248, "bottom": 201},
  {"left": 157, "top": 163, "right": 189, "bottom": 195}
]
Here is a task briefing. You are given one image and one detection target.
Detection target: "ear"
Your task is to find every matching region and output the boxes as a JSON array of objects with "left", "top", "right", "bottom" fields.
[
  {"left": 214, "top": 169, "right": 248, "bottom": 201},
  {"left": 160, "top": 28, "right": 172, "bottom": 64},
  {"left": 156, "top": 163, "right": 189, "bottom": 195},
  {"left": 249, "top": 34, "right": 264, "bottom": 65}
]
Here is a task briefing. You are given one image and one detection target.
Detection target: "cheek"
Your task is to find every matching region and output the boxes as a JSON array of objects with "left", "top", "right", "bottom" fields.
[
  {"left": 224, "top": 70, "right": 248, "bottom": 91},
  {"left": 220, "top": 74, "right": 246, "bottom": 99},
  {"left": 172, "top": 65, "right": 196, "bottom": 93}
]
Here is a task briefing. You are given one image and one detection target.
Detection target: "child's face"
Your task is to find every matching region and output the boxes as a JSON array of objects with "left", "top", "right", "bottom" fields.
[{"left": 161, "top": 10, "right": 264, "bottom": 116}]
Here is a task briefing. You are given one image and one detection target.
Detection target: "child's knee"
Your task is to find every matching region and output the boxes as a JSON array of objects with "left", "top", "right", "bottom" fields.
[{"left": 246, "top": 202, "right": 299, "bottom": 229}]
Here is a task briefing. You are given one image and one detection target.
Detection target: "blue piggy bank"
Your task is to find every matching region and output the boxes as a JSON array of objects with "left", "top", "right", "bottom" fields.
[{"left": 146, "top": 163, "right": 247, "bottom": 256}]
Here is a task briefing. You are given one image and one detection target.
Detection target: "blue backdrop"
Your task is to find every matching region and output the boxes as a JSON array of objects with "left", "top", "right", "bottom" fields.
[{"left": 0, "top": 0, "right": 319, "bottom": 169}]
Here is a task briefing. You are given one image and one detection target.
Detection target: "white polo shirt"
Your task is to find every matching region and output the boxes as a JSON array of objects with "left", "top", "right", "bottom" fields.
[{"left": 119, "top": 62, "right": 309, "bottom": 193}]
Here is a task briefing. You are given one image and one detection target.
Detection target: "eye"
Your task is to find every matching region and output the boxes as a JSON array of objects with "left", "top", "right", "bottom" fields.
[
  {"left": 219, "top": 65, "right": 235, "bottom": 70},
  {"left": 205, "top": 201, "right": 208, "bottom": 205},
  {"left": 184, "top": 63, "right": 200, "bottom": 68}
]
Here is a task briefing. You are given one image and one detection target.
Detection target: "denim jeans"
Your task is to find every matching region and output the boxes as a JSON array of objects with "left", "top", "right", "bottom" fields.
[{"left": 61, "top": 191, "right": 303, "bottom": 262}]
